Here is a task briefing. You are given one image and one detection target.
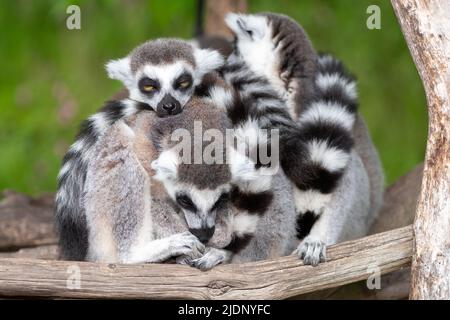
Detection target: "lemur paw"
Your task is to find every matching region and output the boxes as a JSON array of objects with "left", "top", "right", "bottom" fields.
[
  {"left": 170, "top": 231, "right": 205, "bottom": 260},
  {"left": 192, "top": 248, "right": 230, "bottom": 271},
  {"left": 294, "top": 236, "right": 326, "bottom": 266}
]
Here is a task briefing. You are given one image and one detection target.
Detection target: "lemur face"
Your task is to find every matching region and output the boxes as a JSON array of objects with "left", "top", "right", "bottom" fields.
[
  {"left": 106, "top": 38, "right": 224, "bottom": 117},
  {"left": 134, "top": 61, "right": 195, "bottom": 117},
  {"left": 151, "top": 150, "right": 232, "bottom": 244}
]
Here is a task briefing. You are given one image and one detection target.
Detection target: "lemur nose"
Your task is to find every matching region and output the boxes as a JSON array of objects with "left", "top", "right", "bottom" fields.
[
  {"left": 189, "top": 226, "right": 215, "bottom": 244},
  {"left": 162, "top": 102, "right": 176, "bottom": 112}
]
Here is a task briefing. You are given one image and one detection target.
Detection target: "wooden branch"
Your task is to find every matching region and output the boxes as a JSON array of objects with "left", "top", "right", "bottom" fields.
[
  {"left": 0, "top": 190, "right": 56, "bottom": 250},
  {"left": 0, "top": 226, "right": 412, "bottom": 299},
  {"left": 391, "top": 0, "right": 450, "bottom": 300},
  {"left": 0, "top": 245, "right": 58, "bottom": 260}
]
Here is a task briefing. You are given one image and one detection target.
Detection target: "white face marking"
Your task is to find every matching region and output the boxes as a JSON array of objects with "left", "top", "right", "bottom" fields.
[
  {"left": 152, "top": 149, "right": 231, "bottom": 230},
  {"left": 173, "top": 183, "right": 230, "bottom": 230},
  {"left": 129, "top": 61, "right": 195, "bottom": 110}
]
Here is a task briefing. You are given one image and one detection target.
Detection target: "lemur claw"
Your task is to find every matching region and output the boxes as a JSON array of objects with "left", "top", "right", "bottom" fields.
[{"left": 294, "top": 236, "right": 326, "bottom": 266}]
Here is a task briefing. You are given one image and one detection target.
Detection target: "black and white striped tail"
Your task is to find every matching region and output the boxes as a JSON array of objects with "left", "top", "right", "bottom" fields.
[
  {"left": 290, "top": 54, "right": 358, "bottom": 239},
  {"left": 55, "top": 99, "right": 150, "bottom": 260}
]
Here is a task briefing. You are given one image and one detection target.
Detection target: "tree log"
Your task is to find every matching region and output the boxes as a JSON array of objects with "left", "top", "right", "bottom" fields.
[
  {"left": 0, "top": 190, "right": 56, "bottom": 250},
  {"left": 0, "top": 226, "right": 412, "bottom": 299},
  {"left": 391, "top": 0, "right": 450, "bottom": 300},
  {"left": 205, "top": 0, "right": 247, "bottom": 38}
]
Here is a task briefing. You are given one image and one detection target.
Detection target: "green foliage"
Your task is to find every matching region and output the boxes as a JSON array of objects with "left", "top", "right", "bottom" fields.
[{"left": 0, "top": 0, "right": 426, "bottom": 194}]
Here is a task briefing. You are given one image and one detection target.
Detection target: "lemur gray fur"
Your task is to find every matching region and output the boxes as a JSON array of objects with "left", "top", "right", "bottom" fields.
[
  {"left": 55, "top": 39, "right": 224, "bottom": 261},
  {"left": 82, "top": 96, "right": 282, "bottom": 269},
  {"left": 213, "top": 13, "right": 383, "bottom": 265}
]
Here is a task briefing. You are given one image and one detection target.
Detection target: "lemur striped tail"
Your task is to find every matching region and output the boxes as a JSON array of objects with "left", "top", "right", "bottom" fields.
[
  {"left": 213, "top": 52, "right": 358, "bottom": 240},
  {"left": 55, "top": 99, "right": 150, "bottom": 260},
  {"left": 288, "top": 54, "right": 358, "bottom": 238}
]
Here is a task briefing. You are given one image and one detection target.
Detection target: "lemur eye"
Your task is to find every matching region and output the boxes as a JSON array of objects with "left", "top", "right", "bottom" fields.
[
  {"left": 174, "top": 73, "right": 193, "bottom": 91},
  {"left": 176, "top": 194, "right": 197, "bottom": 212},
  {"left": 179, "top": 80, "right": 191, "bottom": 89},
  {"left": 139, "top": 77, "right": 159, "bottom": 94}
]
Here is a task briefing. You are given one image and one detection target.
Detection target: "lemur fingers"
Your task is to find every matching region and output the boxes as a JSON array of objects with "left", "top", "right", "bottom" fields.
[
  {"left": 294, "top": 235, "right": 326, "bottom": 267},
  {"left": 169, "top": 231, "right": 206, "bottom": 259},
  {"left": 192, "top": 248, "right": 232, "bottom": 271}
]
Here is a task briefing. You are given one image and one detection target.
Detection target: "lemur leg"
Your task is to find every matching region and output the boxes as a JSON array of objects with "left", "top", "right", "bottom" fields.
[{"left": 294, "top": 151, "right": 371, "bottom": 266}]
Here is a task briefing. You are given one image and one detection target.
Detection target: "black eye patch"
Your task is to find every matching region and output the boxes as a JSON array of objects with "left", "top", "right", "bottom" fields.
[
  {"left": 173, "top": 72, "right": 193, "bottom": 91},
  {"left": 138, "top": 77, "right": 160, "bottom": 94},
  {"left": 176, "top": 193, "right": 197, "bottom": 212},
  {"left": 211, "top": 192, "right": 230, "bottom": 212}
]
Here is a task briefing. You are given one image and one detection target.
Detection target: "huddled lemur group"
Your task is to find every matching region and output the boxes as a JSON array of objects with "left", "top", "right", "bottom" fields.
[{"left": 55, "top": 13, "right": 383, "bottom": 268}]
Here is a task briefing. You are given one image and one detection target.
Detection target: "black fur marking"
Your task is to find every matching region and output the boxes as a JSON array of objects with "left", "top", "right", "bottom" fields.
[
  {"left": 296, "top": 211, "right": 320, "bottom": 240},
  {"left": 231, "top": 75, "right": 267, "bottom": 91},
  {"left": 231, "top": 187, "right": 273, "bottom": 214},
  {"left": 219, "top": 62, "right": 244, "bottom": 75},
  {"left": 224, "top": 234, "right": 253, "bottom": 253},
  {"left": 296, "top": 121, "right": 354, "bottom": 153},
  {"left": 56, "top": 206, "right": 89, "bottom": 261}
]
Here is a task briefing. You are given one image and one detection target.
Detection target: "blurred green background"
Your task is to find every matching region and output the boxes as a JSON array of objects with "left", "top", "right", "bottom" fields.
[{"left": 0, "top": 0, "right": 426, "bottom": 195}]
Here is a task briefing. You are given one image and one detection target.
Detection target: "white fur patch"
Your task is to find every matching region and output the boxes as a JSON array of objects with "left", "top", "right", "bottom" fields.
[
  {"left": 57, "top": 160, "right": 72, "bottom": 179},
  {"left": 105, "top": 57, "right": 133, "bottom": 87},
  {"left": 89, "top": 112, "right": 109, "bottom": 135},
  {"left": 69, "top": 139, "right": 85, "bottom": 154},
  {"left": 293, "top": 188, "right": 332, "bottom": 215},
  {"left": 316, "top": 73, "right": 357, "bottom": 100},
  {"left": 121, "top": 98, "right": 139, "bottom": 117},
  {"left": 228, "top": 147, "right": 274, "bottom": 193},
  {"left": 234, "top": 119, "right": 267, "bottom": 150},
  {"left": 300, "top": 101, "right": 355, "bottom": 131},
  {"left": 208, "top": 86, "right": 234, "bottom": 110},
  {"left": 225, "top": 13, "right": 285, "bottom": 93},
  {"left": 317, "top": 54, "right": 334, "bottom": 67},
  {"left": 307, "top": 139, "right": 350, "bottom": 172},
  {"left": 193, "top": 48, "right": 224, "bottom": 82},
  {"left": 151, "top": 149, "right": 179, "bottom": 182},
  {"left": 232, "top": 213, "right": 259, "bottom": 237}
]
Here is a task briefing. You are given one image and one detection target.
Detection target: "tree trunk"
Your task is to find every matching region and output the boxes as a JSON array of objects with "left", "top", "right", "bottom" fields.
[
  {"left": 205, "top": 0, "right": 247, "bottom": 38},
  {"left": 391, "top": 0, "right": 450, "bottom": 300}
]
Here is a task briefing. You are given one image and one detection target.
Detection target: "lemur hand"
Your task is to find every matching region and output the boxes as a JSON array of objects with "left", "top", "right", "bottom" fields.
[
  {"left": 191, "top": 247, "right": 232, "bottom": 271},
  {"left": 169, "top": 231, "right": 205, "bottom": 260},
  {"left": 293, "top": 235, "right": 326, "bottom": 266}
]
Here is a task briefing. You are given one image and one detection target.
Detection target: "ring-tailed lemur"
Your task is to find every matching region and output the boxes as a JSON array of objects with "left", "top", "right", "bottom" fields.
[
  {"left": 216, "top": 13, "right": 383, "bottom": 265},
  {"left": 55, "top": 39, "right": 224, "bottom": 261},
  {"left": 83, "top": 96, "right": 277, "bottom": 269}
]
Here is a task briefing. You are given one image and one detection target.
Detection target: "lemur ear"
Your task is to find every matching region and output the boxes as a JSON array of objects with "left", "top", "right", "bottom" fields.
[
  {"left": 151, "top": 150, "right": 179, "bottom": 182},
  {"left": 105, "top": 57, "right": 133, "bottom": 87},
  {"left": 225, "top": 13, "right": 266, "bottom": 40},
  {"left": 193, "top": 48, "right": 224, "bottom": 81}
]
